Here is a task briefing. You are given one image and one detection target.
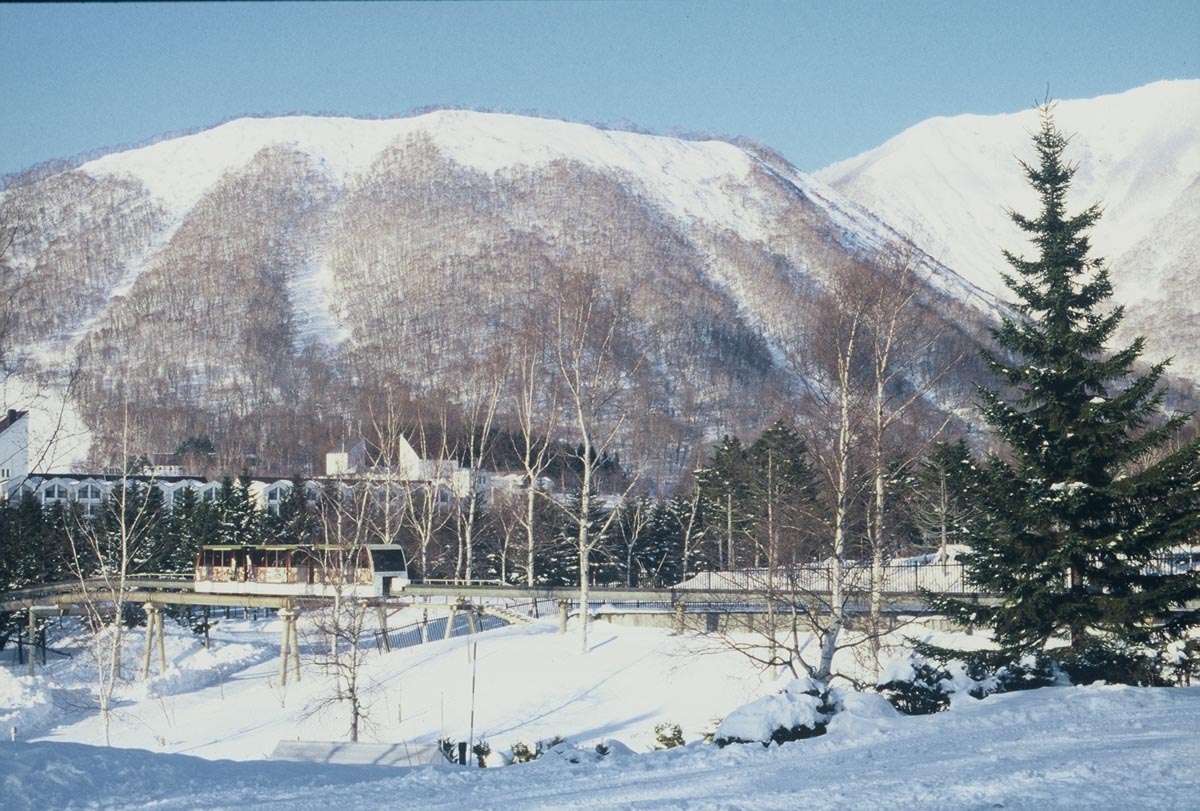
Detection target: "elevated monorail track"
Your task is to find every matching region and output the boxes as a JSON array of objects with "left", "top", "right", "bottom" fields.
[{"left": 0, "top": 575, "right": 994, "bottom": 614}]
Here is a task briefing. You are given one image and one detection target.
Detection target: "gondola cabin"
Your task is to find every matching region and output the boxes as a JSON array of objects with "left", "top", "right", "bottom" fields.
[{"left": 194, "top": 544, "right": 410, "bottom": 597}]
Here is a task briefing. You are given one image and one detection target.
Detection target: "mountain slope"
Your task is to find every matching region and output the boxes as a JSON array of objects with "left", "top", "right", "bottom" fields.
[
  {"left": 818, "top": 79, "right": 1200, "bottom": 379},
  {"left": 1, "top": 111, "right": 990, "bottom": 476}
]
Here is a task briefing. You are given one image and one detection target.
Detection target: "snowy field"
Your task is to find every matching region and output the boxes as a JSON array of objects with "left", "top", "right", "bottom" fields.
[{"left": 3, "top": 611, "right": 1199, "bottom": 809}]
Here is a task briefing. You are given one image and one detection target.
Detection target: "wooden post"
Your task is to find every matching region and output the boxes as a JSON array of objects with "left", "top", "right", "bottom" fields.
[
  {"left": 377, "top": 606, "right": 391, "bottom": 652},
  {"left": 202, "top": 606, "right": 211, "bottom": 649},
  {"left": 420, "top": 610, "right": 428, "bottom": 644},
  {"left": 558, "top": 600, "right": 569, "bottom": 635},
  {"left": 27, "top": 607, "right": 36, "bottom": 677}
]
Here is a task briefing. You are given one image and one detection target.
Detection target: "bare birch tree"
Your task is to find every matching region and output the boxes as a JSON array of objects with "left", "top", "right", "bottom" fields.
[
  {"left": 858, "top": 240, "right": 965, "bottom": 658},
  {"left": 63, "top": 407, "right": 160, "bottom": 745},
  {"left": 305, "top": 480, "right": 376, "bottom": 742},
  {"left": 365, "top": 391, "right": 410, "bottom": 549},
  {"left": 453, "top": 361, "right": 505, "bottom": 582},
  {"left": 789, "top": 258, "right": 873, "bottom": 682},
  {"left": 551, "top": 276, "right": 640, "bottom": 653},
  {"left": 509, "top": 317, "right": 560, "bottom": 586},
  {"left": 398, "top": 406, "right": 455, "bottom": 579}
]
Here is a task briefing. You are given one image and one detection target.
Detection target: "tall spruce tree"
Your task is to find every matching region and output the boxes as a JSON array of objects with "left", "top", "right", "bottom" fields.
[
  {"left": 908, "top": 440, "right": 982, "bottom": 562},
  {"left": 746, "top": 420, "right": 816, "bottom": 569},
  {"left": 932, "top": 105, "right": 1200, "bottom": 656},
  {"left": 696, "top": 435, "right": 754, "bottom": 569}
]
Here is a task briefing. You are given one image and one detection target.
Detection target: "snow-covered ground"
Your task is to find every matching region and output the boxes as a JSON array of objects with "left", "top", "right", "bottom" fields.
[{"left": 2, "top": 611, "right": 1199, "bottom": 809}]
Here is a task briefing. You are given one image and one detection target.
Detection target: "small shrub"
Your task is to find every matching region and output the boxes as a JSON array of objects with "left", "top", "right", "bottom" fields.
[
  {"left": 877, "top": 660, "right": 953, "bottom": 715},
  {"left": 594, "top": 742, "right": 610, "bottom": 757},
  {"left": 1167, "top": 639, "right": 1200, "bottom": 686},
  {"left": 1058, "top": 640, "right": 1161, "bottom": 686},
  {"left": 509, "top": 739, "right": 542, "bottom": 763},
  {"left": 714, "top": 678, "right": 838, "bottom": 747},
  {"left": 437, "top": 737, "right": 457, "bottom": 764},
  {"left": 654, "top": 722, "right": 685, "bottom": 750},
  {"left": 472, "top": 740, "right": 491, "bottom": 768},
  {"left": 909, "top": 641, "right": 1062, "bottom": 699},
  {"left": 995, "top": 653, "right": 1060, "bottom": 692}
]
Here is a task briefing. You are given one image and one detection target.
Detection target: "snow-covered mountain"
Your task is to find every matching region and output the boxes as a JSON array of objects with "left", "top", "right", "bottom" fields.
[
  {"left": 818, "top": 80, "right": 1200, "bottom": 380},
  {"left": 0, "top": 110, "right": 988, "bottom": 475}
]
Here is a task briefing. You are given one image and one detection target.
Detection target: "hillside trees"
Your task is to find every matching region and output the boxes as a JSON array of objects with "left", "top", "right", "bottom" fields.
[
  {"left": 0, "top": 214, "right": 20, "bottom": 379},
  {"left": 931, "top": 105, "right": 1200, "bottom": 658}
]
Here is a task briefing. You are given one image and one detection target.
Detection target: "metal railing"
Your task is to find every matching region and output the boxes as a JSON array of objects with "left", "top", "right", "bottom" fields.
[{"left": 675, "top": 561, "right": 979, "bottom": 595}]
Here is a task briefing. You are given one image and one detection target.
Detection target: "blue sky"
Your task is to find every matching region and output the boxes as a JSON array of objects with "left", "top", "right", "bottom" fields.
[{"left": 1, "top": 1, "right": 1197, "bottom": 177}]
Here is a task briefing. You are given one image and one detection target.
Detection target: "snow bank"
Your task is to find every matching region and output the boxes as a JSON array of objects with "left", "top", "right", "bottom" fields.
[
  {"left": 714, "top": 677, "right": 838, "bottom": 745},
  {"left": 4, "top": 683, "right": 1200, "bottom": 809}
]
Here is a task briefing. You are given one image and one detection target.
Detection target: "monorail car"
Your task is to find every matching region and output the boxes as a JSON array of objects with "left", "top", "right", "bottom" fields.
[{"left": 194, "top": 544, "right": 410, "bottom": 597}]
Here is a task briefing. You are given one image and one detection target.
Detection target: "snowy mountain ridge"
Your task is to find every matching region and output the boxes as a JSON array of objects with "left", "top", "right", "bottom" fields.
[
  {"left": 81, "top": 110, "right": 772, "bottom": 241},
  {"left": 818, "top": 79, "right": 1200, "bottom": 378}
]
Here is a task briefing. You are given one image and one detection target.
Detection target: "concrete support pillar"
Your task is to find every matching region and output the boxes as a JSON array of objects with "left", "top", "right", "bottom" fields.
[
  {"left": 444, "top": 603, "right": 459, "bottom": 641},
  {"left": 156, "top": 607, "right": 167, "bottom": 674},
  {"left": 140, "top": 603, "right": 166, "bottom": 681},
  {"left": 419, "top": 610, "right": 429, "bottom": 645},
  {"left": 27, "top": 607, "right": 36, "bottom": 677},
  {"left": 558, "top": 600, "right": 569, "bottom": 635},
  {"left": 466, "top": 608, "right": 478, "bottom": 635},
  {"left": 673, "top": 601, "right": 686, "bottom": 635},
  {"left": 377, "top": 606, "right": 391, "bottom": 653},
  {"left": 290, "top": 611, "right": 301, "bottom": 680},
  {"left": 278, "top": 607, "right": 302, "bottom": 686}
]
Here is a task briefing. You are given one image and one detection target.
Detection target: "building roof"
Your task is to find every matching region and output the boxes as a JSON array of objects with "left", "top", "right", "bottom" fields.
[{"left": 0, "top": 409, "right": 28, "bottom": 435}]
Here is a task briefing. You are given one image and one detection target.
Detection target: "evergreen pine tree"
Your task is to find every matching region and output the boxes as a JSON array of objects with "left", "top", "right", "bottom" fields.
[
  {"left": 216, "top": 472, "right": 263, "bottom": 547},
  {"left": 908, "top": 440, "right": 982, "bottom": 561},
  {"left": 696, "top": 435, "right": 754, "bottom": 568},
  {"left": 746, "top": 420, "right": 817, "bottom": 568},
  {"left": 162, "top": 486, "right": 204, "bottom": 573},
  {"left": 272, "top": 475, "right": 318, "bottom": 545},
  {"left": 639, "top": 499, "right": 687, "bottom": 586},
  {"left": 543, "top": 479, "right": 612, "bottom": 587},
  {"left": 214, "top": 476, "right": 238, "bottom": 545},
  {"left": 932, "top": 105, "right": 1200, "bottom": 656}
]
